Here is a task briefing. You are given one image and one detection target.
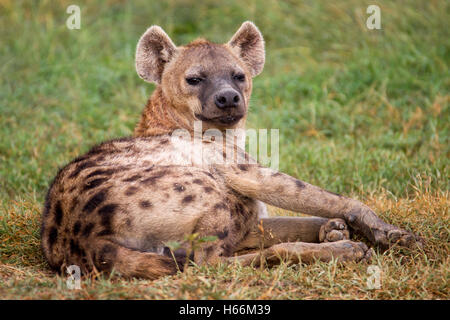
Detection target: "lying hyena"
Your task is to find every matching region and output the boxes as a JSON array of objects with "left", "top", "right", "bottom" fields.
[{"left": 41, "top": 22, "right": 421, "bottom": 279}]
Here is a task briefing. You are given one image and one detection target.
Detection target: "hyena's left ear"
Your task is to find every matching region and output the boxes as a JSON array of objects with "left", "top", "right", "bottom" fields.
[
  {"left": 227, "top": 21, "right": 265, "bottom": 77},
  {"left": 135, "top": 26, "right": 177, "bottom": 83}
]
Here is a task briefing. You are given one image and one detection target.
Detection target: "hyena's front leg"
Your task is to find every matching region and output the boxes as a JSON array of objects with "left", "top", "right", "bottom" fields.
[{"left": 218, "top": 165, "right": 422, "bottom": 250}]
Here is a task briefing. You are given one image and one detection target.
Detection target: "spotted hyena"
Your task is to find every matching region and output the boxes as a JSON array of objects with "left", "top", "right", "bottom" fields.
[{"left": 41, "top": 22, "right": 422, "bottom": 279}]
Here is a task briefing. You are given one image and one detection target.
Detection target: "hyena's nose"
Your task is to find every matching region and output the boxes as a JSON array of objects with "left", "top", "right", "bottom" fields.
[{"left": 215, "top": 90, "right": 240, "bottom": 109}]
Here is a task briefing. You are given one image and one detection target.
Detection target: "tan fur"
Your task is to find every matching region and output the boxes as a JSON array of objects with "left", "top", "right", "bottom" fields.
[{"left": 41, "top": 22, "right": 422, "bottom": 279}]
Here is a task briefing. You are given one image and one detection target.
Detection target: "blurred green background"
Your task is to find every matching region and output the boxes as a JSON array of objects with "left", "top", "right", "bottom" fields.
[{"left": 0, "top": 0, "right": 448, "bottom": 202}]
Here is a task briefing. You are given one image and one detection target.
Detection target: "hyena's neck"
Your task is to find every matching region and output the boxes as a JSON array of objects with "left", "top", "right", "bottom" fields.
[
  {"left": 134, "top": 87, "right": 192, "bottom": 136},
  {"left": 133, "top": 87, "right": 248, "bottom": 137}
]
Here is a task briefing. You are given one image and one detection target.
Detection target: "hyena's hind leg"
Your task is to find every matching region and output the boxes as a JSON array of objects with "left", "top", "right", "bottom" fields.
[
  {"left": 228, "top": 240, "right": 372, "bottom": 268},
  {"left": 87, "top": 239, "right": 179, "bottom": 279}
]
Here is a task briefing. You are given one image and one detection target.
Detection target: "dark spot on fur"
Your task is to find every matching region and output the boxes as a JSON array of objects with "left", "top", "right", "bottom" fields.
[
  {"left": 204, "top": 172, "right": 214, "bottom": 179},
  {"left": 272, "top": 171, "right": 282, "bottom": 177},
  {"left": 237, "top": 164, "right": 249, "bottom": 171},
  {"left": 159, "top": 138, "right": 169, "bottom": 145},
  {"left": 97, "top": 229, "right": 114, "bottom": 236},
  {"left": 234, "top": 202, "right": 244, "bottom": 215},
  {"left": 82, "top": 177, "right": 108, "bottom": 192},
  {"left": 81, "top": 223, "right": 95, "bottom": 238},
  {"left": 69, "top": 160, "right": 97, "bottom": 179},
  {"left": 47, "top": 227, "right": 58, "bottom": 249},
  {"left": 86, "top": 168, "right": 117, "bottom": 179},
  {"left": 216, "top": 229, "right": 229, "bottom": 240},
  {"left": 173, "top": 183, "right": 185, "bottom": 192},
  {"left": 96, "top": 203, "right": 117, "bottom": 237},
  {"left": 214, "top": 202, "right": 228, "bottom": 211},
  {"left": 54, "top": 201, "right": 63, "bottom": 226},
  {"left": 192, "top": 179, "right": 203, "bottom": 185},
  {"left": 233, "top": 220, "right": 241, "bottom": 231},
  {"left": 98, "top": 203, "right": 117, "bottom": 216},
  {"left": 82, "top": 189, "right": 108, "bottom": 214},
  {"left": 141, "top": 170, "right": 167, "bottom": 185},
  {"left": 181, "top": 195, "right": 195, "bottom": 204},
  {"left": 125, "top": 186, "right": 139, "bottom": 196},
  {"left": 144, "top": 166, "right": 155, "bottom": 172},
  {"left": 295, "top": 180, "right": 306, "bottom": 189},
  {"left": 70, "top": 239, "right": 82, "bottom": 256},
  {"left": 139, "top": 200, "right": 152, "bottom": 209},
  {"left": 123, "top": 174, "right": 141, "bottom": 182},
  {"left": 204, "top": 186, "right": 213, "bottom": 193},
  {"left": 97, "top": 203, "right": 117, "bottom": 233},
  {"left": 69, "top": 186, "right": 76, "bottom": 193},
  {"left": 73, "top": 221, "right": 81, "bottom": 235},
  {"left": 125, "top": 218, "right": 132, "bottom": 227}
]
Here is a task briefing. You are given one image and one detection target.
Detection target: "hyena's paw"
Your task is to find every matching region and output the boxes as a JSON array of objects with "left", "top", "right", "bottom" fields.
[
  {"left": 319, "top": 218, "right": 350, "bottom": 243},
  {"left": 373, "top": 226, "right": 424, "bottom": 250},
  {"left": 345, "top": 208, "right": 424, "bottom": 250},
  {"left": 328, "top": 240, "right": 373, "bottom": 263}
]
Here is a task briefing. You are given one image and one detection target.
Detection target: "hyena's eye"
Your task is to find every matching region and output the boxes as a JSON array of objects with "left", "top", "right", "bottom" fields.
[
  {"left": 186, "top": 77, "right": 203, "bottom": 85},
  {"left": 233, "top": 73, "right": 245, "bottom": 82}
]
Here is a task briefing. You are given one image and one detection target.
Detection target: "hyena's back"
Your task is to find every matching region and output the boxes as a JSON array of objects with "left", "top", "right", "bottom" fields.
[{"left": 41, "top": 135, "right": 256, "bottom": 277}]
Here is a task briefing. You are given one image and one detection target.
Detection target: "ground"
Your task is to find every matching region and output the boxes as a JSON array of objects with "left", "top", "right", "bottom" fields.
[{"left": 0, "top": 0, "right": 448, "bottom": 299}]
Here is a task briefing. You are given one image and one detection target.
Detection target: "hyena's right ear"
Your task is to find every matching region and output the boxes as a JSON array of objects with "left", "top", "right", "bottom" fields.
[{"left": 135, "top": 26, "right": 177, "bottom": 83}]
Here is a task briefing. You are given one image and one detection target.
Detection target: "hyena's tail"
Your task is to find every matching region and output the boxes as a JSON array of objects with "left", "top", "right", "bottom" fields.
[{"left": 90, "top": 239, "right": 179, "bottom": 279}]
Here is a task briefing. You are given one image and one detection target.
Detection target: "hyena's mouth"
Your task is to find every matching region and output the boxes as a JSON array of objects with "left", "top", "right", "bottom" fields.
[{"left": 195, "top": 113, "right": 244, "bottom": 125}]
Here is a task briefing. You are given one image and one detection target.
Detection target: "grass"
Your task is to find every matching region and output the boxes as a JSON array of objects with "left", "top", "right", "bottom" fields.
[{"left": 0, "top": 0, "right": 448, "bottom": 299}]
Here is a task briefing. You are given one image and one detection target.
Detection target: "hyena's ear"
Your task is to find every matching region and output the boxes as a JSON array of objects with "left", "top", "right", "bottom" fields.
[
  {"left": 227, "top": 21, "right": 265, "bottom": 77},
  {"left": 135, "top": 26, "right": 177, "bottom": 83}
]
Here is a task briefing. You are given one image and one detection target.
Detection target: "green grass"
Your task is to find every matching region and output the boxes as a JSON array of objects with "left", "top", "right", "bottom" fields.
[{"left": 0, "top": 0, "right": 448, "bottom": 299}]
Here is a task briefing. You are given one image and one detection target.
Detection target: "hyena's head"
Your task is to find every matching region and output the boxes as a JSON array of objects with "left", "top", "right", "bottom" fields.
[{"left": 135, "top": 21, "right": 265, "bottom": 130}]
